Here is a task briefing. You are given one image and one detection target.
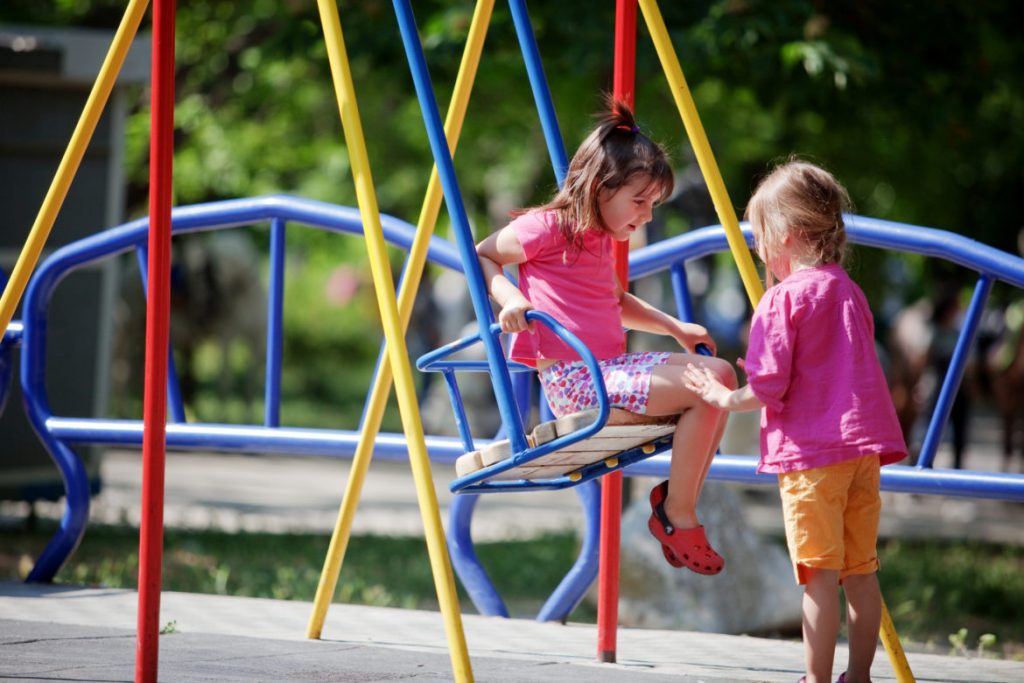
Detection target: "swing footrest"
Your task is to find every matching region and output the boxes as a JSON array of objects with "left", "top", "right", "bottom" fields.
[{"left": 454, "top": 408, "right": 676, "bottom": 483}]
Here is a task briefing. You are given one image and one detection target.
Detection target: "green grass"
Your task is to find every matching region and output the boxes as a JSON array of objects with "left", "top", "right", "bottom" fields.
[
  {"left": 877, "top": 537, "right": 1024, "bottom": 658},
  {"left": 3, "top": 522, "right": 1023, "bottom": 659},
  {"left": 0, "top": 522, "right": 595, "bottom": 621}
]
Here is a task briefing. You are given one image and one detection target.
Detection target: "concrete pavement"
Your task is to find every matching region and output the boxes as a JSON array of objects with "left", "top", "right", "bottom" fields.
[{"left": 3, "top": 580, "right": 1024, "bottom": 682}]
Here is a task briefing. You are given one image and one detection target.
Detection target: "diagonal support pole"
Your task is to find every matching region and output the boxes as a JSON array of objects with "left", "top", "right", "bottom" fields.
[
  {"left": 307, "top": 0, "right": 494, "bottom": 642},
  {"left": 638, "top": 0, "right": 763, "bottom": 307},
  {"left": 313, "top": 2, "right": 473, "bottom": 680},
  {"left": 0, "top": 0, "right": 150, "bottom": 334}
]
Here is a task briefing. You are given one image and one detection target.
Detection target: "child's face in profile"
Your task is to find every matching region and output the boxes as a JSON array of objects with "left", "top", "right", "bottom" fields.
[
  {"left": 597, "top": 175, "right": 664, "bottom": 242},
  {"left": 753, "top": 220, "right": 795, "bottom": 283}
]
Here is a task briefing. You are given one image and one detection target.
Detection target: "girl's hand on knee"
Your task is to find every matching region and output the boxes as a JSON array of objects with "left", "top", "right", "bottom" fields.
[
  {"left": 683, "top": 364, "right": 732, "bottom": 408},
  {"left": 684, "top": 365, "right": 763, "bottom": 412}
]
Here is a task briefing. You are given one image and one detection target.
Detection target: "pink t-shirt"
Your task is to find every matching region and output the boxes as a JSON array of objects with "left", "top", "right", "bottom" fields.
[
  {"left": 744, "top": 264, "right": 907, "bottom": 474},
  {"left": 507, "top": 210, "right": 625, "bottom": 366}
]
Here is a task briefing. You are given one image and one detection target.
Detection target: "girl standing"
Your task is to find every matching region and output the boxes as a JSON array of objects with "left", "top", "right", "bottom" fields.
[
  {"left": 683, "top": 159, "right": 906, "bottom": 682},
  {"left": 476, "top": 99, "right": 736, "bottom": 575}
]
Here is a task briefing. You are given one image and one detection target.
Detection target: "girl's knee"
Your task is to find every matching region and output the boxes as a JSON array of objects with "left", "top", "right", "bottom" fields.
[
  {"left": 842, "top": 571, "right": 879, "bottom": 596},
  {"left": 707, "top": 357, "right": 738, "bottom": 389},
  {"left": 803, "top": 566, "right": 841, "bottom": 588}
]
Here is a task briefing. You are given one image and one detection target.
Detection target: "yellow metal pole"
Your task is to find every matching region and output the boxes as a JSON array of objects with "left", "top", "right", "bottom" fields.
[
  {"left": 637, "top": 0, "right": 763, "bottom": 308},
  {"left": 641, "top": 2, "right": 915, "bottom": 679},
  {"left": 881, "top": 601, "right": 916, "bottom": 682},
  {"left": 313, "top": 2, "right": 472, "bottom": 680},
  {"left": 0, "top": 0, "right": 150, "bottom": 334},
  {"left": 307, "top": 0, "right": 493, "bottom": 640}
]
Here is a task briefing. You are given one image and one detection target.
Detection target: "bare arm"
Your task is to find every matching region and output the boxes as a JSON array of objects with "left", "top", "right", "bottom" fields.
[
  {"left": 619, "top": 289, "right": 717, "bottom": 355},
  {"left": 683, "top": 363, "right": 764, "bottom": 412},
  {"left": 476, "top": 227, "right": 535, "bottom": 334}
]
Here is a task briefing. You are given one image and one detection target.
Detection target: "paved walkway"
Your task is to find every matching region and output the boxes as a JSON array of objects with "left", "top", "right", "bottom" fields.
[{"left": 3, "top": 580, "right": 1023, "bottom": 682}]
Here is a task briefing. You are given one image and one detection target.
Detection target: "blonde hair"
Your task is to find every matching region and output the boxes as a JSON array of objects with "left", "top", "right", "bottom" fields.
[
  {"left": 528, "top": 96, "right": 673, "bottom": 255},
  {"left": 745, "top": 158, "right": 851, "bottom": 287}
]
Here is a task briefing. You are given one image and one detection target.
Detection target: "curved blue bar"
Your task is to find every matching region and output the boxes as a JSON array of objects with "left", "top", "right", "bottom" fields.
[
  {"left": 446, "top": 493, "right": 509, "bottom": 617},
  {"left": 629, "top": 216, "right": 1024, "bottom": 290},
  {"left": 39, "top": 195, "right": 461, "bottom": 277},
  {"left": 446, "top": 313, "right": 610, "bottom": 492},
  {"left": 536, "top": 479, "right": 601, "bottom": 621},
  {"left": 844, "top": 215, "right": 1024, "bottom": 289},
  {"left": 18, "top": 195, "right": 464, "bottom": 582}
]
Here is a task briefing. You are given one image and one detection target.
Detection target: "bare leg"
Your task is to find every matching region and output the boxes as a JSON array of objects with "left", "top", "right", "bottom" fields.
[
  {"left": 696, "top": 403, "right": 730, "bottom": 499},
  {"left": 802, "top": 567, "right": 840, "bottom": 683},
  {"left": 645, "top": 355, "right": 736, "bottom": 529},
  {"left": 842, "top": 572, "right": 881, "bottom": 683}
]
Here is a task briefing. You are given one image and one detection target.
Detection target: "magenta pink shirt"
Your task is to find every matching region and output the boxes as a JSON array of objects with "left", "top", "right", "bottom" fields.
[
  {"left": 745, "top": 264, "right": 906, "bottom": 474},
  {"left": 507, "top": 210, "right": 625, "bottom": 366}
]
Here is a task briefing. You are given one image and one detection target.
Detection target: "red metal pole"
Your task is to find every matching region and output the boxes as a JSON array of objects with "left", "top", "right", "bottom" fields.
[
  {"left": 597, "top": 0, "right": 636, "bottom": 665},
  {"left": 135, "top": 0, "right": 175, "bottom": 680}
]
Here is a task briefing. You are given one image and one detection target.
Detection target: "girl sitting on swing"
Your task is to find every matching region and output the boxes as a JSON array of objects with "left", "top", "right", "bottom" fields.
[{"left": 476, "top": 98, "right": 736, "bottom": 575}]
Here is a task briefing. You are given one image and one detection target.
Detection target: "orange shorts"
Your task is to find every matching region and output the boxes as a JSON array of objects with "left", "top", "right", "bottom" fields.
[{"left": 778, "top": 455, "right": 882, "bottom": 585}]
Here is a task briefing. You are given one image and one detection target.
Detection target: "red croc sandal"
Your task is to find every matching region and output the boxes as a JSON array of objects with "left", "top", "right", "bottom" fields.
[
  {"left": 648, "top": 481, "right": 683, "bottom": 568},
  {"left": 647, "top": 480, "right": 724, "bottom": 575}
]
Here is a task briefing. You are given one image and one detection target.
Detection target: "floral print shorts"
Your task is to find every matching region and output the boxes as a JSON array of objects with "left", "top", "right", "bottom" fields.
[{"left": 538, "top": 351, "right": 672, "bottom": 418}]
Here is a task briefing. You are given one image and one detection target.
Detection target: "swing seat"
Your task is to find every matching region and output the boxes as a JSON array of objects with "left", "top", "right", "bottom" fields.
[
  {"left": 455, "top": 408, "right": 676, "bottom": 483},
  {"left": 417, "top": 312, "right": 699, "bottom": 493}
]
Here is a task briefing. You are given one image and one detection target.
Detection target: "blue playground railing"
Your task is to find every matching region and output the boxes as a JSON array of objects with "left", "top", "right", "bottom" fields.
[
  {"left": 4, "top": 195, "right": 471, "bottom": 582},
  {"left": 2, "top": 194, "right": 1023, "bottom": 622}
]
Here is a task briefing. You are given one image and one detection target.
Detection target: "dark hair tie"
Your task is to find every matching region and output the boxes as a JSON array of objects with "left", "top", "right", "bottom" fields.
[{"left": 615, "top": 124, "right": 640, "bottom": 134}]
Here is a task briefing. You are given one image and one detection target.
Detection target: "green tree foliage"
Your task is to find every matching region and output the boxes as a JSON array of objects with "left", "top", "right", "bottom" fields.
[{"left": 5, "top": 1, "right": 1020, "bottom": 246}]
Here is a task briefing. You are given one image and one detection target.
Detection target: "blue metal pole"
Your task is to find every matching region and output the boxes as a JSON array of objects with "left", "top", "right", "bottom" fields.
[
  {"left": 536, "top": 479, "right": 601, "bottom": 621},
  {"left": 507, "top": 0, "right": 569, "bottom": 184},
  {"left": 669, "top": 261, "right": 695, "bottom": 322},
  {"left": 446, "top": 493, "right": 509, "bottom": 617},
  {"left": 916, "top": 275, "right": 993, "bottom": 469},
  {"left": 136, "top": 247, "right": 186, "bottom": 424},
  {"left": 391, "top": 0, "right": 528, "bottom": 453},
  {"left": 264, "top": 218, "right": 286, "bottom": 427}
]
